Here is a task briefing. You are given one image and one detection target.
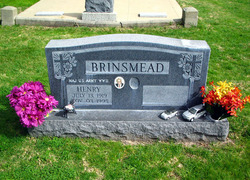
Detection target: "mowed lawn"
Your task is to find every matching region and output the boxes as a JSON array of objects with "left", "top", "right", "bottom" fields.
[{"left": 0, "top": 0, "right": 249, "bottom": 179}]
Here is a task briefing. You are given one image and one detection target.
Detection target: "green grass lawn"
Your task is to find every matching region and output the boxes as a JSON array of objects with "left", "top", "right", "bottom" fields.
[{"left": 0, "top": 0, "right": 249, "bottom": 179}]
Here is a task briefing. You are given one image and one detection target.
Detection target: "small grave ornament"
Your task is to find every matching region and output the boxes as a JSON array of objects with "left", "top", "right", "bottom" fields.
[{"left": 63, "top": 99, "right": 77, "bottom": 118}]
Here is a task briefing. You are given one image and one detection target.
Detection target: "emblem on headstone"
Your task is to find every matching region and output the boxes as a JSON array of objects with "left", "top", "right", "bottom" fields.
[
  {"left": 114, "top": 76, "right": 125, "bottom": 89},
  {"left": 52, "top": 52, "right": 77, "bottom": 79},
  {"left": 178, "top": 53, "right": 203, "bottom": 81}
]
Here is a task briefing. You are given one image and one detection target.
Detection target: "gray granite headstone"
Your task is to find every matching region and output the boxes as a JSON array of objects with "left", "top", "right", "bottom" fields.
[
  {"left": 45, "top": 34, "right": 210, "bottom": 110},
  {"left": 29, "top": 34, "right": 229, "bottom": 141},
  {"left": 85, "top": 0, "right": 114, "bottom": 13}
]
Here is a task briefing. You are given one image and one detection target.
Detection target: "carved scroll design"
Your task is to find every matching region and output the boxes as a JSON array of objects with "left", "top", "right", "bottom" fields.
[
  {"left": 178, "top": 53, "right": 203, "bottom": 81},
  {"left": 178, "top": 53, "right": 203, "bottom": 101},
  {"left": 52, "top": 51, "right": 78, "bottom": 107}
]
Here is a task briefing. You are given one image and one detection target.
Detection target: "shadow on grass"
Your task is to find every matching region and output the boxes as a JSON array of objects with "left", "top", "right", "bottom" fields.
[{"left": 0, "top": 95, "right": 28, "bottom": 137}]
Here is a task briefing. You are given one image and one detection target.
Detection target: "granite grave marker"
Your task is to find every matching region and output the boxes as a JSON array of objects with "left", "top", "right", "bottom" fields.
[
  {"left": 46, "top": 34, "right": 210, "bottom": 110},
  {"left": 28, "top": 34, "right": 229, "bottom": 141},
  {"left": 82, "top": 0, "right": 116, "bottom": 22},
  {"left": 85, "top": 0, "right": 114, "bottom": 13}
]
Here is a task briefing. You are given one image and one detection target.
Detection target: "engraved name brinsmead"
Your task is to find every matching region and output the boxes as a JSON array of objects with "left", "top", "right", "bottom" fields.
[{"left": 86, "top": 61, "right": 169, "bottom": 74}]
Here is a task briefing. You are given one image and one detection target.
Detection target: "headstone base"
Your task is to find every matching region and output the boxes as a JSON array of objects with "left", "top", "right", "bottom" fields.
[
  {"left": 82, "top": 12, "right": 117, "bottom": 22},
  {"left": 28, "top": 110, "right": 229, "bottom": 142}
]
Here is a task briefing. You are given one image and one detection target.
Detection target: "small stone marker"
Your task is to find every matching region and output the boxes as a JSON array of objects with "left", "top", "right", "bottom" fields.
[
  {"left": 28, "top": 34, "right": 229, "bottom": 142},
  {"left": 1, "top": 6, "right": 17, "bottom": 26},
  {"left": 183, "top": 7, "right": 198, "bottom": 28}
]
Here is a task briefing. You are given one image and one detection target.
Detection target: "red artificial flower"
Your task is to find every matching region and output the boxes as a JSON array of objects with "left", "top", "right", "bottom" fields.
[{"left": 201, "top": 81, "right": 249, "bottom": 117}]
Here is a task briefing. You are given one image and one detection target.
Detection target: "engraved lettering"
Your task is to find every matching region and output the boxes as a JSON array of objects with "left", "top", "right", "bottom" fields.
[
  {"left": 67, "top": 85, "right": 112, "bottom": 105},
  {"left": 77, "top": 86, "right": 100, "bottom": 93},
  {"left": 112, "top": 63, "right": 120, "bottom": 72},
  {"left": 129, "top": 63, "right": 138, "bottom": 72},
  {"left": 86, "top": 61, "right": 169, "bottom": 74},
  {"left": 122, "top": 63, "right": 128, "bottom": 72},
  {"left": 157, "top": 63, "right": 164, "bottom": 72},
  {"left": 69, "top": 79, "right": 77, "bottom": 83},
  {"left": 147, "top": 63, "right": 155, "bottom": 72},
  {"left": 100, "top": 63, "right": 105, "bottom": 72},
  {"left": 92, "top": 63, "right": 98, "bottom": 72},
  {"left": 140, "top": 63, "right": 146, "bottom": 72}
]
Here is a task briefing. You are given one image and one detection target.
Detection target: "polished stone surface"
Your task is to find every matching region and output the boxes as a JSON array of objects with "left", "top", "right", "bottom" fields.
[{"left": 45, "top": 34, "right": 210, "bottom": 110}]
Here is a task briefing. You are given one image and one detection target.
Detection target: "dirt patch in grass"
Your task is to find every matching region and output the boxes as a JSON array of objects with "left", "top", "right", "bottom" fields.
[
  {"left": 121, "top": 140, "right": 151, "bottom": 146},
  {"left": 176, "top": 138, "right": 235, "bottom": 148},
  {"left": 186, "top": 153, "right": 207, "bottom": 163},
  {"left": 113, "top": 138, "right": 236, "bottom": 148},
  {"left": 167, "top": 171, "right": 182, "bottom": 180},
  {"left": 82, "top": 158, "right": 104, "bottom": 180},
  {"left": 168, "top": 156, "right": 179, "bottom": 165},
  {"left": 168, "top": 156, "right": 184, "bottom": 169}
]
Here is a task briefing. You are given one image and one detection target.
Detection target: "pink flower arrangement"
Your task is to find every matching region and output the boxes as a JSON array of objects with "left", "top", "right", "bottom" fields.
[{"left": 6, "top": 81, "right": 58, "bottom": 128}]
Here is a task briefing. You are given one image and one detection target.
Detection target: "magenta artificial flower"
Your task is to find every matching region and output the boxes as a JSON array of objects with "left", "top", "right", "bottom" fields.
[
  {"left": 6, "top": 86, "right": 20, "bottom": 107},
  {"left": 6, "top": 81, "right": 58, "bottom": 128},
  {"left": 14, "top": 100, "right": 27, "bottom": 117},
  {"left": 29, "top": 81, "right": 45, "bottom": 94}
]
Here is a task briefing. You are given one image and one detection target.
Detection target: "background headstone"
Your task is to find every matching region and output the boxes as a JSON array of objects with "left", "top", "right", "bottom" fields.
[
  {"left": 85, "top": 0, "right": 114, "bottom": 13},
  {"left": 183, "top": 7, "right": 198, "bottom": 28}
]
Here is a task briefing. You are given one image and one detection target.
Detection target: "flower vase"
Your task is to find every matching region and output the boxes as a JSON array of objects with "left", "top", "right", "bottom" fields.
[
  {"left": 205, "top": 104, "right": 231, "bottom": 122},
  {"left": 206, "top": 114, "right": 228, "bottom": 122}
]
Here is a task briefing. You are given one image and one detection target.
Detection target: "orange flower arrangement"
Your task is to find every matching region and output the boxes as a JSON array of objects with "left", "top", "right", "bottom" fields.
[{"left": 200, "top": 81, "right": 250, "bottom": 119}]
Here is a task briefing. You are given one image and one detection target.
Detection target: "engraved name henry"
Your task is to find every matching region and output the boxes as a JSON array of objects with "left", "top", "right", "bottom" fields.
[
  {"left": 67, "top": 85, "right": 112, "bottom": 105},
  {"left": 86, "top": 61, "right": 169, "bottom": 74}
]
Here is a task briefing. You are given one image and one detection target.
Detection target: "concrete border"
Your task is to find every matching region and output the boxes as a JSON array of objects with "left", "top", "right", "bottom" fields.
[
  {"left": 15, "top": 16, "right": 182, "bottom": 27},
  {"left": 15, "top": 17, "right": 121, "bottom": 27},
  {"left": 2, "top": 0, "right": 197, "bottom": 27}
]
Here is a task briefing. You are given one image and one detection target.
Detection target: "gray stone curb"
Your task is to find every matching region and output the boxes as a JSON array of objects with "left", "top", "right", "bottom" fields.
[{"left": 28, "top": 110, "right": 229, "bottom": 142}]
